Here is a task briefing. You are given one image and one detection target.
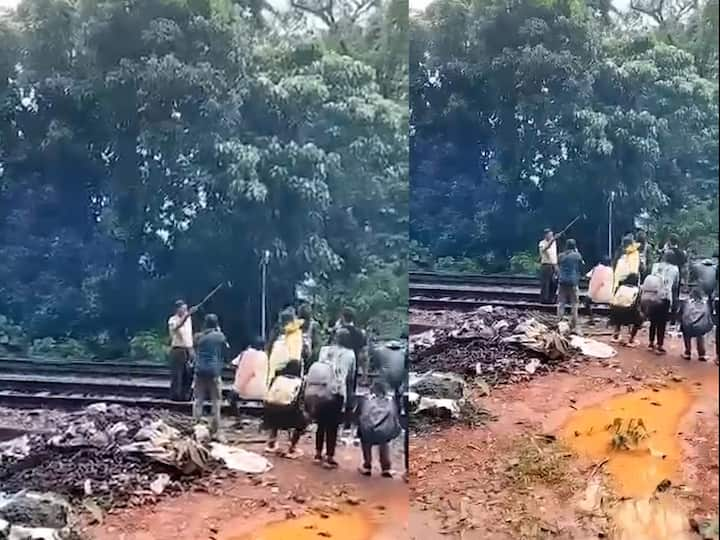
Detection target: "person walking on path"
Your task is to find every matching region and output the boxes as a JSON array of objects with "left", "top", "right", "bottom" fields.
[
  {"left": 641, "top": 252, "right": 679, "bottom": 354},
  {"left": 305, "top": 328, "right": 356, "bottom": 469},
  {"left": 557, "top": 239, "right": 584, "bottom": 330},
  {"left": 263, "top": 358, "right": 308, "bottom": 459},
  {"left": 661, "top": 234, "right": 687, "bottom": 325},
  {"left": 539, "top": 229, "right": 560, "bottom": 304},
  {"left": 614, "top": 236, "right": 641, "bottom": 292},
  {"left": 680, "top": 287, "right": 713, "bottom": 362},
  {"left": 168, "top": 300, "right": 197, "bottom": 401},
  {"left": 610, "top": 274, "right": 644, "bottom": 347},
  {"left": 193, "top": 314, "right": 229, "bottom": 436}
]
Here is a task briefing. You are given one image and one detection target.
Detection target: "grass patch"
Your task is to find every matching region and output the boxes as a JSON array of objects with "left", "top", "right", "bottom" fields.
[{"left": 505, "top": 435, "right": 577, "bottom": 493}]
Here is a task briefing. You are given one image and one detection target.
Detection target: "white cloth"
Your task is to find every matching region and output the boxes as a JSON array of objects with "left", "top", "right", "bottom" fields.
[
  {"left": 587, "top": 264, "right": 613, "bottom": 303},
  {"left": 539, "top": 239, "right": 558, "bottom": 265},
  {"left": 168, "top": 315, "right": 193, "bottom": 348},
  {"left": 232, "top": 348, "right": 268, "bottom": 400}
]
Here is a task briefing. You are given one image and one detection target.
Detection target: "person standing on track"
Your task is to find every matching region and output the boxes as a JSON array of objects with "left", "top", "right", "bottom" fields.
[
  {"left": 539, "top": 229, "right": 560, "bottom": 304},
  {"left": 168, "top": 300, "right": 197, "bottom": 401},
  {"left": 557, "top": 239, "right": 584, "bottom": 330},
  {"left": 193, "top": 313, "right": 229, "bottom": 436}
]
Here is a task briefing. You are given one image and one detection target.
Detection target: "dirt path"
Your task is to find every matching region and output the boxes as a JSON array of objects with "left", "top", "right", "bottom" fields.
[
  {"left": 84, "top": 436, "right": 408, "bottom": 540},
  {"left": 410, "top": 330, "right": 719, "bottom": 539}
]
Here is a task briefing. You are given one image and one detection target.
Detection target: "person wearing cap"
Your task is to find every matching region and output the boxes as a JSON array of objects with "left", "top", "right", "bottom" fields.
[
  {"left": 168, "top": 299, "right": 197, "bottom": 401},
  {"left": 539, "top": 229, "right": 561, "bottom": 304}
]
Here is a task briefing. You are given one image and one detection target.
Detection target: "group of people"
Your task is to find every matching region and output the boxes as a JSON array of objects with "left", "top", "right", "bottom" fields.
[
  {"left": 166, "top": 300, "right": 408, "bottom": 479},
  {"left": 539, "top": 229, "right": 718, "bottom": 362}
]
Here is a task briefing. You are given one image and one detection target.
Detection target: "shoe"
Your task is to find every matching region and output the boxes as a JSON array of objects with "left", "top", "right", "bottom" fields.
[
  {"left": 698, "top": 356, "right": 708, "bottom": 363},
  {"left": 358, "top": 465, "right": 371, "bottom": 476},
  {"left": 682, "top": 352, "right": 691, "bottom": 360},
  {"left": 264, "top": 444, "right": 278, "bottom": 455},
  {"left": 313, "top": 454, "right": 323, "bottom": 465},
  {"left": 656, "top": 348, "right": 667, "bottom": 355},
  {"left": 647, "top": 343, "right": 655, "bottom": 351},
  {"left": 285, "top": 448, "right": 304, "bottom": 460},
  {"left": 611, "top": 336, "right": 621, "bottom": 343},
  {"left": 626, "top": 341, "right": 638, "bottom": 349},
  {"left": 323, "top": 458, "right": 339, "bottom": 469},
  {"left": 381, "top": 470, "right": 393, "bottom": 479}
]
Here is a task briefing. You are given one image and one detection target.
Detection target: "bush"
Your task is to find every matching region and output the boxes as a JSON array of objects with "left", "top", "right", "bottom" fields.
[
  {"left": 129, "top": 331, "right": 169, "bottom": 363},
  {"left": 0, "top": 314, "right": 28, "bottom": 353},
  {"left": 29, "top": 337, "right": 91, "bottom": 359},
  {"left": 509, "top": 251, "right": 541, "bottom": 274}
]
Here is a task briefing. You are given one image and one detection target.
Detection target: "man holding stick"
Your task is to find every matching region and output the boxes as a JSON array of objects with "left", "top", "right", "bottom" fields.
[
  {"left": 539, "top": 229, "right": 561, "bottom": 304},
  {"left": 168, "top": 300, "right": 198, "bottom": 401}
]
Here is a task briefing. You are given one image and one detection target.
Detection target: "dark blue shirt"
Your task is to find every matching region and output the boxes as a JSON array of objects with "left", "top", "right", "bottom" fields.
[
  {"left": 558, "top": 250, "right": 583, "bottom": 286},
  {"left": 195, "top": 330, "right": 228, "bottom": 377}
]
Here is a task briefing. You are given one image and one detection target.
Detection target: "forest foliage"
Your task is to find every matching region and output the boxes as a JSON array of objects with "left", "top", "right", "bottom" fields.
[
  {"left": 0, "top": 0, "right": 408, "bottom": 358},
  {"left": 410, "top": 0, "right": 719, "bottom": 272}
]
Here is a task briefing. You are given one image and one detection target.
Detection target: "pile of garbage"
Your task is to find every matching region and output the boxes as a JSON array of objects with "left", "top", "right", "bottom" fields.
[
  {"left": 410, "top": 306, "right": 585, "bottom": 386},
  {"left": 0, "top": 491, "right": 81, "bottom": 540},
  {"left": 0, "top": 404, "right": 270, "bottom": 510}
]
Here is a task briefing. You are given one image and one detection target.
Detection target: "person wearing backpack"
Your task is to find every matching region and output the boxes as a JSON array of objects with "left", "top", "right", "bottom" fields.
[
  {"left": 641, "top": 253, "right": 679, "bottom": 354},
  {"left": 357, "top": 380, "right": 401, "bottom": 478},
  {"left": 680, "top": 287, "right": 713, "bottom": 362},
  {"left": 610, "top": 273, "right": 644, "bottom": 347},
  {"left": 262, "top": 358, "right": 308, "bottom": 459},
  {"left": 304, "top": 328, "right": 356, "bottom": 469}
]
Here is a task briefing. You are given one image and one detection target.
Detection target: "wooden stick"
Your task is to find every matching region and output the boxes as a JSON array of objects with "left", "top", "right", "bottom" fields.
[{"left": 196, "top": 282, "right": 226, "bottom": 309}]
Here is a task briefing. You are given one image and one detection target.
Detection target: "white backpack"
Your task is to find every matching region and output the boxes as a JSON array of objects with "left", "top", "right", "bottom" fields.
[
  {"left": 611, "top": 285, "right": 639, "bottom": 308},
  {"left": 265, "top": 375, "right": 303, "bottom": 407}
]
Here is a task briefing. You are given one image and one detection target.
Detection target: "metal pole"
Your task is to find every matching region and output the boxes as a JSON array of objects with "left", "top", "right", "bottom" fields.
[
  {"left": 608, "top": 191, "right": 615, "bottom": 260},
  {"left": 261, "top": 250, "right": 269, "bottom": 340}
]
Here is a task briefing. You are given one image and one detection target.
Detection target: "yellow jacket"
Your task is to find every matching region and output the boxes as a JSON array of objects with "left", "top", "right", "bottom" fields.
[
  {"left": 614, "top": 243, "right": 640, "bottom": 291},
  {"left": 267, "top": 319, "right": 305, "bottom": 383}
]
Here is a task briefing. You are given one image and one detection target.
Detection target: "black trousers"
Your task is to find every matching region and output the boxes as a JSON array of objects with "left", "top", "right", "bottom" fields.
[
  {"left": 169, "top": 347, "right": 192, "bottom": 401},
  {"left": 647, "top": 300, "right": 671, "bottom": 348},
  {"left": 683, "top": 335, "right": 707, "bottom": 357},
  {"left": 315, "top": 395, "right": 344, "bottom": 459},
  {"left": 540, "top": 264, "right": 557, "bottom": 304}
]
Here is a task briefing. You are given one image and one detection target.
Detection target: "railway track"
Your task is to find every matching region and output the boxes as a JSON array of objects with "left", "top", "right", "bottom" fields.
[
  {"left": 409, "top": 271, "right": 607, "bottom": 313},
  {"left": 0, "top": 355, "right": 383, "bottom": 414}
]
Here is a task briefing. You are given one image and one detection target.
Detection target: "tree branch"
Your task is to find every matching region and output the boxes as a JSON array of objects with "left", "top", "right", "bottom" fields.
[{"left": 289, "top": 0, "right": 337, "bottom": 30}]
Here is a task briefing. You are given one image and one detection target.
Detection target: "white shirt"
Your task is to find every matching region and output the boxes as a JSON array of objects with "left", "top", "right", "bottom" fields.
[
  {"left": 168, "top": 314, "right": 193, "bottom": 348},
  {"left": 539, "top": 239, "right": 558, "bottom": 265}
]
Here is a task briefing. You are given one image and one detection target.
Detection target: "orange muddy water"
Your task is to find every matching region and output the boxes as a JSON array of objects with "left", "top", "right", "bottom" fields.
[
  {"left": 229, "top": 511, "right": 374, "bottom": 540},
  {"left": 560, "top": 384, "right": 694, "bottom": 498}
]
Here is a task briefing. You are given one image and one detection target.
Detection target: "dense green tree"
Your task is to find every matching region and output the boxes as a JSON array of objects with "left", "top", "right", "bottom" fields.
[
  {"left": 0, "top": 0, "right": 407, "bottom": 356},
  {"left": 410, "top": 0, "right": 718, "bottom": 271}
]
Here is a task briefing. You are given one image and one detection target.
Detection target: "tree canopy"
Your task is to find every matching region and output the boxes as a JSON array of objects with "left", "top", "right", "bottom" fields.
[
  {"left": 410, "top": 0, "right": 718, "bottom": 271},
  {"left": 0, "top": 0, "right": 407, "bottom": 358}
]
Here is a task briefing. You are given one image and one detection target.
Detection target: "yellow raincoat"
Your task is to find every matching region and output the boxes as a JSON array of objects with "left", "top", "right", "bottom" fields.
[
  {"left": 267, "top": 319, "right": 305, "bottom": 383},
  {"left": 614, "top": 243, "right": 640, "bottom": 291}
]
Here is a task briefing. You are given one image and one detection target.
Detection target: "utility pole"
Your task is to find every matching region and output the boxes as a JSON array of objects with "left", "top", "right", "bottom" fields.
[
  {"left": 608, "top": 191, "right": 616, "bottom": 260},
  {"left": 260, "top": 250, "right": 270, "bottom": 340}
]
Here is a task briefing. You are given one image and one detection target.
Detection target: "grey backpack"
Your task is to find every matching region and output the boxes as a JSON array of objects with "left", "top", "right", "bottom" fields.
[
  {"left": 303, "top": 361, "right": 336, "bottom": 417},
  {"left": 681, "top": 298, "right": 714, "bottom": 338},
  {"left": 358, "top": 395, "right": 401, "bottom": 445}
]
